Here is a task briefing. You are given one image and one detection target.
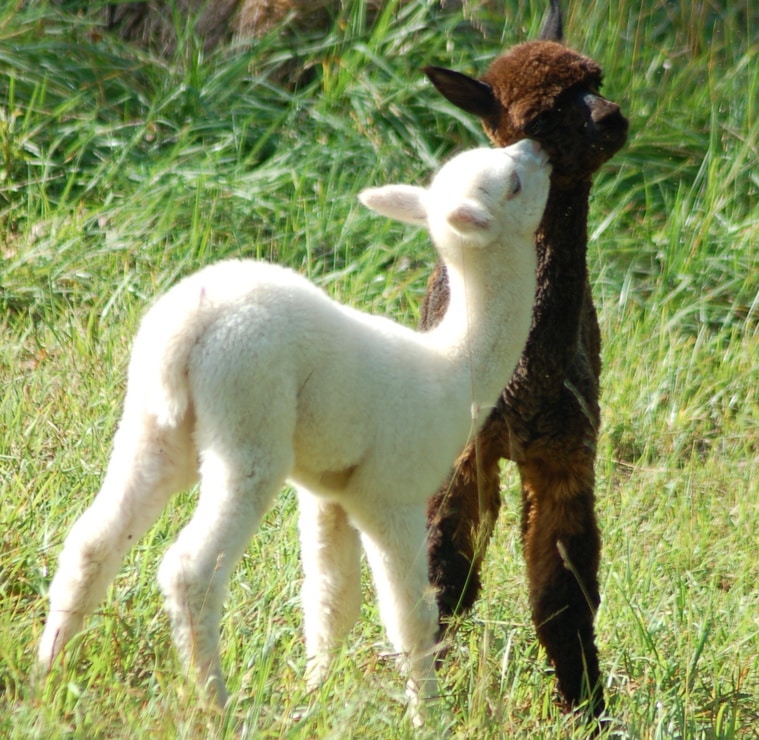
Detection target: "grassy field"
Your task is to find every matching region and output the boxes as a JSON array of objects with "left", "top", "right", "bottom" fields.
[{"left": 1, "top": 0, "right": 757, "bottom": 737}]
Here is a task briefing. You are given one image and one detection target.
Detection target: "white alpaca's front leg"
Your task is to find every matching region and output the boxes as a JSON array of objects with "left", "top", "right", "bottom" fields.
[
  {"left": 296, "top": 492, "right": 362, "bottom": 689},
  {"left": 352, "top": 503, "right": 440, "bottom": 727}
]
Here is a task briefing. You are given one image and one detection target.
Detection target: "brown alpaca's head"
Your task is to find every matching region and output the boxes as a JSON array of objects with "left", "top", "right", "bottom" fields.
[{"left": 424, "top": 3, "right": 628, "bottom": 187}]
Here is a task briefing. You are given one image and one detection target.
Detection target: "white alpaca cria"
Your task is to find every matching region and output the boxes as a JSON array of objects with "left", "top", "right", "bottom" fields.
[{"left": 37, "top": 139, "right": 550, "bottom": 723}]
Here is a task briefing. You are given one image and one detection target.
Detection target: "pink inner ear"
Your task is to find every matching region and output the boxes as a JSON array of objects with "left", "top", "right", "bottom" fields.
[{"left": 448, "top": 203, "right": 491, "bottom": 232}]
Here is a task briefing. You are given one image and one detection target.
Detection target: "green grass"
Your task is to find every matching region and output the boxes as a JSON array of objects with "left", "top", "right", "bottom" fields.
[{"left": 1, "top": 0, "right": 757, "bottom": 737}]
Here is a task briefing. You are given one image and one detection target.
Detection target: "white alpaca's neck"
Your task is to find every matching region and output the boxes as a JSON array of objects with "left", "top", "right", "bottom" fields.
[{"left": 425, "top": 240, "right": 536, "bottom": 415}]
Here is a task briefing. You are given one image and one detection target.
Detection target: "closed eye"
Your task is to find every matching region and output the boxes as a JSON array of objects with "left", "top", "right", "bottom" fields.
[{"left": 506, "top": 172, "right": 522, "bottom": 199}]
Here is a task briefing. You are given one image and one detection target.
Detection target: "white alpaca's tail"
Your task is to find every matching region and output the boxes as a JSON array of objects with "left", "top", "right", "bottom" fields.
[{"left": 127, "top": 280, "right": 214, "bottom": 428}]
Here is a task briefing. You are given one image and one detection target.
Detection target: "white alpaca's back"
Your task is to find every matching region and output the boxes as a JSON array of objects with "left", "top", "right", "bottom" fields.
[{"left": 38, "top": 139, "right": 550, "bottom": 726}]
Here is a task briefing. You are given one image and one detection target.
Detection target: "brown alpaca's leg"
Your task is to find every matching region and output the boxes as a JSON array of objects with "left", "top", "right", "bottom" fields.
[
  {"left": 519, "top": 446, "right": 604, "bottom": 716},
  {"left": 426, "top": 426, "right": 503, "bottom": 627}
]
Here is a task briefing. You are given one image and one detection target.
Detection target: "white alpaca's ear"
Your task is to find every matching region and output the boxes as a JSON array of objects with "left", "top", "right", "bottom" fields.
[
  {"left": 446, "top": 200, "right": 492, "bottom": 234},
  {"left": 358, "top": 185, "right": 428, "bottom": 226}
]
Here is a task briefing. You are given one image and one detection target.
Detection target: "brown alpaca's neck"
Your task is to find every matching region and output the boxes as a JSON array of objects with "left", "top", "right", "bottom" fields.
[
  {"left": 518, "top": 181, "right": 593, "bottom": 379},
  {"left": 538, "top": 181, "right": 591, "bottom": 272},
  {"left": 541, "top": 181, "right": 591, "bottom": 299}
]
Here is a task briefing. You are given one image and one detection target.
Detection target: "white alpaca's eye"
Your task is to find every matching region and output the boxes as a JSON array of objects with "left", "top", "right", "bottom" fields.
[{"left": 507, "top": 172, "right": 522, "bottom": 199}]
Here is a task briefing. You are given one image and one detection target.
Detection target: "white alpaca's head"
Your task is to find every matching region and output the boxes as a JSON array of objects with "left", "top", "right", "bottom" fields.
[{"left": 359, "top": 139, "right": 551, "bottom": 258}]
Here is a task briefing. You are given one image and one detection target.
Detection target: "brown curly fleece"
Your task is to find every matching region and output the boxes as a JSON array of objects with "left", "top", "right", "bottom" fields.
[{"left": 422, "top": 11, "right": 628, "bottom": 722}]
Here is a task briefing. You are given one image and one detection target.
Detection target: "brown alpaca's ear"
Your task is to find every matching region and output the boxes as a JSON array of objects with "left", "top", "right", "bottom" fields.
[
  {"left": 538, "top": 0, "right": 563, "bottom": 43},
  {"left": 423, "top": 66, "right": 497, "bottom": 119}
]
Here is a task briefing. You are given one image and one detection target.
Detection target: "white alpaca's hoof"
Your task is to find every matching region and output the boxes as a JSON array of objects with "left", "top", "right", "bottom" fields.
[{"left": 37, "top": 610, "right": 84, "bottom": 671}]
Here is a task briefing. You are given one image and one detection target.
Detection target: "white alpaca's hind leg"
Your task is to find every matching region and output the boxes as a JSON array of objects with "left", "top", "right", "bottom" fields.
[
  {"left": 38, "top": 412, "right": 197, "bottom": 670},
  {"left": 296, "top": 492, "right": 361, "bottom": 689},
  {"left": 158, "top": 444, "right": 290, "bottom": 707},
  {"left": 352, "top": 503, "right": 439, "bottom": 727}
]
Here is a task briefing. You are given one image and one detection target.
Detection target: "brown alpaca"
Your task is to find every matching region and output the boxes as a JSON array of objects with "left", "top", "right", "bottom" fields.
[{"left": 421, "top": 1, "right": 628, "bottom": 716}]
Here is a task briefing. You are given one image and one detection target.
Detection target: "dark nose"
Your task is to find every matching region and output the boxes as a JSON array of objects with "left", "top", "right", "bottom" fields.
[{"left": 584, "top": 93, "right": 622, "bottom": 125}]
